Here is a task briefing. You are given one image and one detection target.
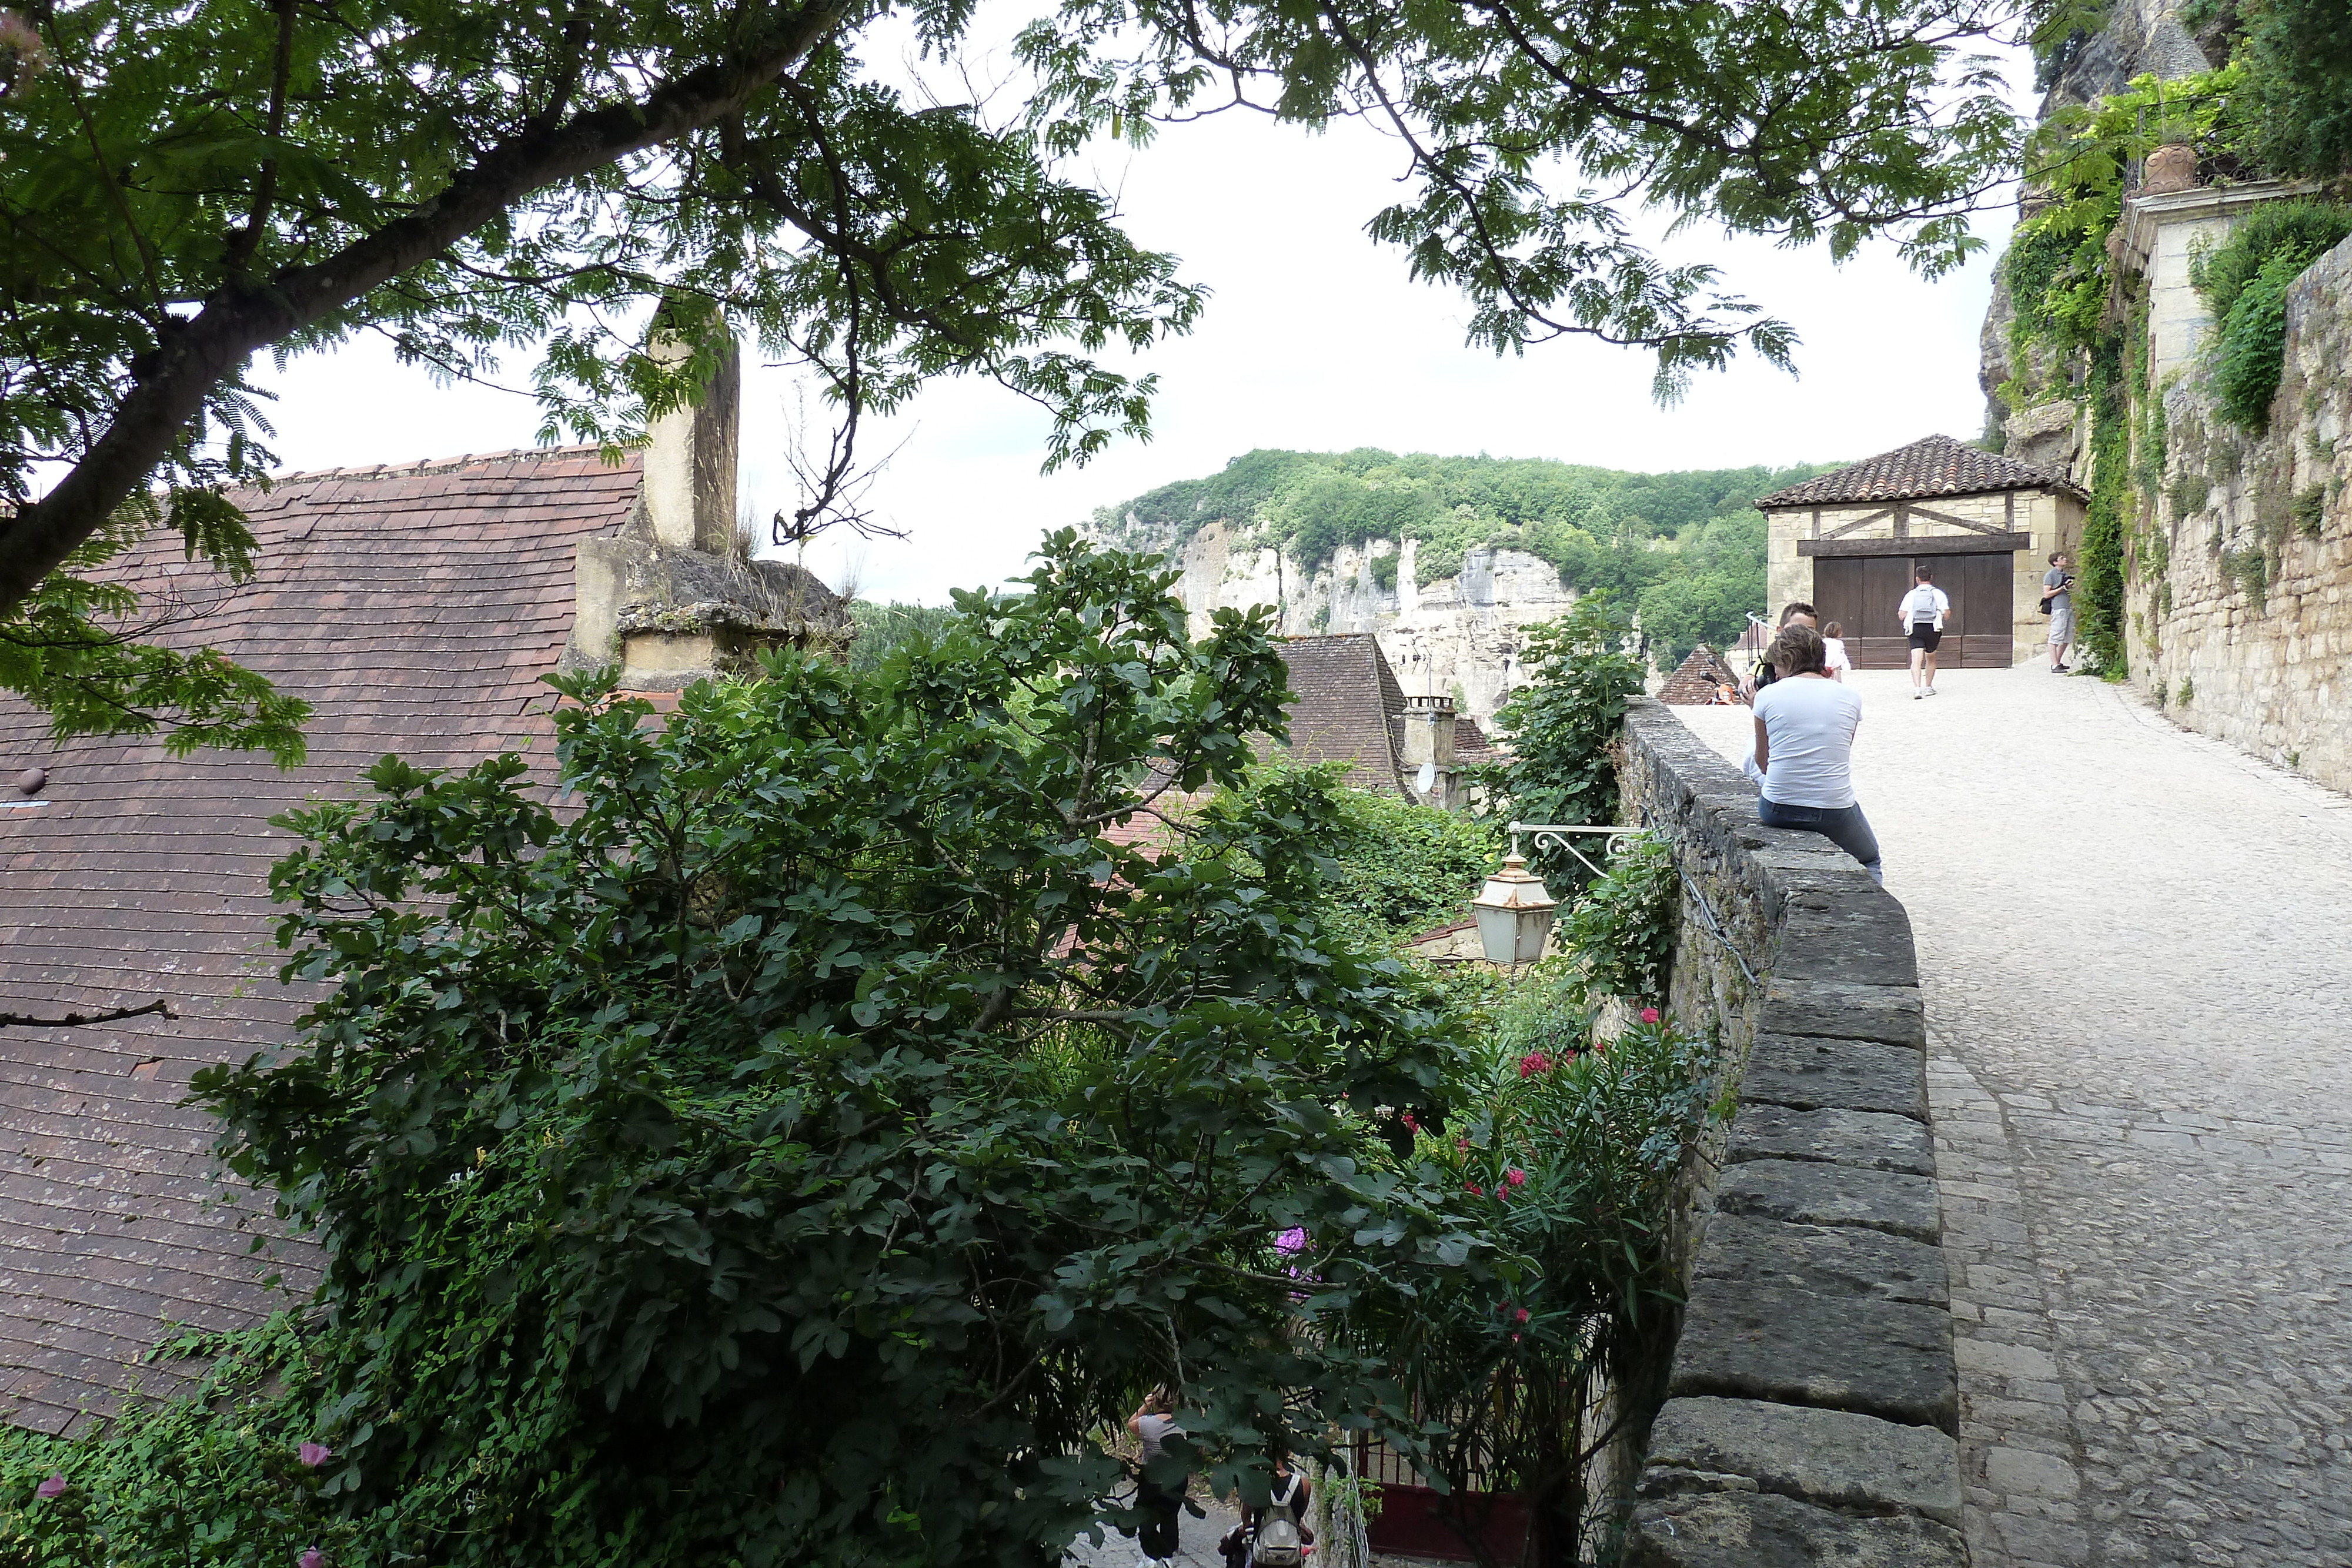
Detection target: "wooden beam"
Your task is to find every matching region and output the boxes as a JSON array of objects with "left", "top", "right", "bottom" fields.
[
  {"left": 1821, "top": 507, "right": 1894, "bottom": 539},
  {"left": 1907, "top": 505, "right": 2009, "bottom": 536},
  {"left": 1798, "top": 533, "right": 2033, "bottom": 558}
]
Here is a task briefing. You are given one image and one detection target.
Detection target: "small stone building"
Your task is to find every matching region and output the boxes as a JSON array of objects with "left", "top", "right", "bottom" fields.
[
  {"left": 1273, "top": 633, "right": 1489, "bottom": 807},
  {"left": 1757, "top": 435, "right": 2087, "bottom": 669},
  {"left": 0, "top": 354, "right": 844, "bottom": 1433}
]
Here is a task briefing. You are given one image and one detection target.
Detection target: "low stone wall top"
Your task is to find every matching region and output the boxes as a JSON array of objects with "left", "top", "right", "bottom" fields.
[{"left": 1618, "top": 699, "right": 1966, "bottom": 1567}]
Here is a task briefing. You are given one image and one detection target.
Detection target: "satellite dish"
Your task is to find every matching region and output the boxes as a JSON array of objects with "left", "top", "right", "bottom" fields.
[{"left": 1416, "top": 761, "right": 1438, "bottom": 798}]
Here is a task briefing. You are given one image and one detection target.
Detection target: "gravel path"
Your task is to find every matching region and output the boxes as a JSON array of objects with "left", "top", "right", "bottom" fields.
[{"left": 1676, "top": 666, "right": 2352, "bottom": 1567}]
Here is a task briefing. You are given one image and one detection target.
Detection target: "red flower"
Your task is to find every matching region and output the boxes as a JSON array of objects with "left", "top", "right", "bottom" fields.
[
  {"left": 1515, "top": 1307, "right": 1530, "bottom": 1323},
  {"left": 1456, "top": 1138, "right": 1470, "bottom": 1153},
  {"left": 1465, "top": 1183, "right": 1484, "bottom": 1196},
  {"left": 1517, "top": 1050, "right": 1552, "bottom": 1078},
  {"left": 1401, "top": 1112, "right": 1419, "bottom": 1132},
  {"left": 1640, "top": 1007, "right": 1661, "bottom": 1024},
  {"left": 1505, "top": 1168, "right": 1527, "bottom": 1188}
]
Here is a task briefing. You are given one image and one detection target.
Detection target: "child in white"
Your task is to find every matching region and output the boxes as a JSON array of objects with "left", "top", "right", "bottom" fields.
[
  {"left": 1821, "top": 621, "right": 1852, "bottom": 681},
  {"left": 1896, "top": 569, "right": 1952, "bottom": 698}
]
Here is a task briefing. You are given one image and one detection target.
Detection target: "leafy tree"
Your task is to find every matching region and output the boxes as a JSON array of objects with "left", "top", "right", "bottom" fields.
[
  {"left": 0, "top": 0, "right": 2010, "bottom": 751},
  {"left": 1476, "top": 594, "right": 1645, "bottom": 890},
  {"left": 2230, "top": 0, "right": 2352, "bottom": 180},
  {"left": 843, "top": 597, "right": 957, "bottom": 674},
  {"left": 1208, "top": 763, "right": 1501, "bottom": 951},
  {"left": 7, "top": 536, "right": 1479, "bottom": 1567}
]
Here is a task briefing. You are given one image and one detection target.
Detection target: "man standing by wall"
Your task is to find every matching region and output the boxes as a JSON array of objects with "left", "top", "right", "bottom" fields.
[
  {"left": 1897, "top": 566, "right": 1950, "bottom": 700},
  {"left": 2043, "top": 551, "right": 2075, "bottom": 673}
]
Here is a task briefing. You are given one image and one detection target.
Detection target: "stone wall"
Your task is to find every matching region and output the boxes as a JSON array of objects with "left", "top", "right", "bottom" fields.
[
  {"left": 2125, "top": 232, "right": 2352, "bottom": 795},
  {"left": 1615, "top": 700, "right": 1967, "bottom": 1566}
]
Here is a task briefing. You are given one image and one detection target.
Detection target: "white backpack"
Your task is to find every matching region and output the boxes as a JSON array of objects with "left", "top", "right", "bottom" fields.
[{"left": 1252, "top": 1474, "right": 1305, "bottom": 1568}]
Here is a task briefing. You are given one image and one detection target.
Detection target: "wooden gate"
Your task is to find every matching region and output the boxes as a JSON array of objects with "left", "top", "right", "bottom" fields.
[{"left": 1812, "top": 551, "right": 2014, "bottom": 669}]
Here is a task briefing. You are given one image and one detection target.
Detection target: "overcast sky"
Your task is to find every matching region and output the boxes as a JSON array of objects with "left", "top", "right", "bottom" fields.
[{"left": 253, "top": 19, "right": 2032, "bottom": 605}]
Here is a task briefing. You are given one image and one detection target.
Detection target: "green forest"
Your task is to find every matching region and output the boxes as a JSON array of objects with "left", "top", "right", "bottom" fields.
[{"left": 1088, "top": 449, "right": 1842, "bottom": 666}]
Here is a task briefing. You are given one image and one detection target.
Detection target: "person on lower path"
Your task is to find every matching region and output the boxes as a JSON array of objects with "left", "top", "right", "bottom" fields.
[
  {"left": 1127, "top": 1388, "right": 1188, "bottom": 1568},
  {"left": 1896, "top": 564, "right": 1950, "bottom": 699},
  {"left": 1227, "top": 1456, "right": 1311, "bottom": 1568},
  {"left": 1751, "top": 624, "right": 1882, "bottom": 883},
  {"left": 2043, "top": 550, "right": 2076, "bottom": 671},
  {"left": 1741, "top": 600, "right": 1816, "bottom": 702}
]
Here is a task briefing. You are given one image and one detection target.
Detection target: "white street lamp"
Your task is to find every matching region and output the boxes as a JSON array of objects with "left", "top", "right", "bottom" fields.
[{"left": 1471, "top": 851, "right": 1559, "bottom": 968}]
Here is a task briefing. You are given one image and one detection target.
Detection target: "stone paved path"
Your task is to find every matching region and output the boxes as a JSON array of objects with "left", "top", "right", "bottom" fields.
[{"left": 1679, "top": 666, "right": 2352, "bottom": 1567}]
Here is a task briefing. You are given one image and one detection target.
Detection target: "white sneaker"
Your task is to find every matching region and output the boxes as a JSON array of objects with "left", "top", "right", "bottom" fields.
[
  {"left": 1925, "top": 686, "right": 1937, "bottom": 696},
  {"left": 1912, "top": 690, "right": 1923, "bottom": 700}
]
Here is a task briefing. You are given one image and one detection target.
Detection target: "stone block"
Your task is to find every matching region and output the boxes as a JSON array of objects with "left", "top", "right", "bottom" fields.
[
  {"left": 1624, "top": 1491, "right": 1967, "bottom": 1567},
  {"left": 1740, "top": 1034, "right": 1927, "bottom": 1121},
  {"left": 1725, "top": 1105, "right": 1936, "bottom": 1176},
  {"left": 1757, "top": 978, "right": 1925, "bottom": 1049},
  {"left": 1671, "top": 1279, "right": 1957, "bottom": 1432},
  {"left": 1692, "top": 1215, "right": 1947, "bottom": 1307},
  {"left": 1767, "top": 895, "right": 1919, "bottom": 989},
  {"left": 1640, "top": 1396, "right": 1962, "bottom": 1525},
  {"left": 1713, "top": 1158, "right": 1941, "bottom": 1244}
]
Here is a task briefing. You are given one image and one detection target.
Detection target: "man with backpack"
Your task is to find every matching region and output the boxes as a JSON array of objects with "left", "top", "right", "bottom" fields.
[
  {"left": 1896, "top": 564, "right": 1952, "bottom": 699},
  {"left": 1220, "top": 1455, "right": 1312, "bottom": 1568}
]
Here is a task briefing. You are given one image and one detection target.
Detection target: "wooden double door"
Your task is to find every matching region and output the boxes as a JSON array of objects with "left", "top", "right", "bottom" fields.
[{"left": 1813, "top": 552, "right": 2014, "bottom": 670}]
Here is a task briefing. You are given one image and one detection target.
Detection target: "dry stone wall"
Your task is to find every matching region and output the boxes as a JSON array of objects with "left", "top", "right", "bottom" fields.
[
  {"left": 1616, "top": 700, "right": 1967, "bottom": 1567},
  {"left": 2128, "top": 234, "right": 2352, "bottom": 795}
]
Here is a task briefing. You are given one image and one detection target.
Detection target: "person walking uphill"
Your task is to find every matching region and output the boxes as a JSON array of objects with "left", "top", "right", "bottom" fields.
[
  {"left": 2043, "top": 550, "right": 2076, "bottom": 672},
  {"left": 1897, "top": 564, "right": 1951, "bottom": 699},
  {"left": 1127, "top": 1389, "right": 1188, "bottom": 1568},
  {"left": 1752, "top": 625, "right": 1882, "bottom": 884}
]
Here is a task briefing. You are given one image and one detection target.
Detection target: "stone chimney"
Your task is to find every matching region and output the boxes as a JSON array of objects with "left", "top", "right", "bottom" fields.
[
  {"left": 564, "top": 334, "right": 850, "bottom": 689},
  {"left": 1400, "top": 693, "right": 1459, "bottom": 808}
]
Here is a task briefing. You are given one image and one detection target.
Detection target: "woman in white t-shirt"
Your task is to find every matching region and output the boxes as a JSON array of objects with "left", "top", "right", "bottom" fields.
[
  {"left": 1820, "top": 620, "right": 1852, "bottom": 681},
  {"left": 1751, "top": 625, "right": 1881, "bottom": 882}
]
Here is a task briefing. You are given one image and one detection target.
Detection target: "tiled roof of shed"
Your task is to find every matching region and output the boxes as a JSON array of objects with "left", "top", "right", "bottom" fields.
[
  {"left": 1274, "top": 634, "right": 1408, "bottom": 794},
  {"left": 1754, "top": 434, "right": 2086, "bottom": 508},
  {"left": 0, "top": 446, "right": 641, "bottom": 1435}
]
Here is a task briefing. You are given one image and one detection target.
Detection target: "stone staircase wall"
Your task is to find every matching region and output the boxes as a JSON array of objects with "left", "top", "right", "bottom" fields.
[{"left": 1616, "top": 699, "right": 1968, "bottom": 1566}]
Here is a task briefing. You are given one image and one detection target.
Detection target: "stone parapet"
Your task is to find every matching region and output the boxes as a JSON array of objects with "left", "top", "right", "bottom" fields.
[{"left": 1619, "top": 700, "right": 1965, "bottom": 1566}]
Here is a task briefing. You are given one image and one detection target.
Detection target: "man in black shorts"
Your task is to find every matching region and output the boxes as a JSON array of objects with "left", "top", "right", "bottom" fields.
[{"left": 1896, "top": 566, "right": 1950, "bottom": 699}]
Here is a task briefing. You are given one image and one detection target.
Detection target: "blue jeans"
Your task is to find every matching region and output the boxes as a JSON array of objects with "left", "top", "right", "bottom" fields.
[{"left": 1759, "top": 798, "right": 1883, "bottom": 884}]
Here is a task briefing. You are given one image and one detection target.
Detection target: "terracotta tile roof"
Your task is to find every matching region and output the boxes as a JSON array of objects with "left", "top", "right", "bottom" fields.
[
  {"left": 1657, "top": 646, "right": 1744, "bottom": 706},
  {"left": 1753, "top": 434, "right": 2086, "bottom": 509},
  {"left": 1274, "top": 635, "right": 1408, "bottom": 795},
  {"left": 1452, "top": 716, "right": 1495, "bottom": 764},
  {"left": 0, "top": 446, "right": 642, "bottom": 1434}
]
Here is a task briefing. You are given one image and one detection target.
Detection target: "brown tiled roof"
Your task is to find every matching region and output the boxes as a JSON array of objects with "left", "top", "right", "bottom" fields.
[
  {"left": 0, "top": 446, "right": 642, "bottom": 1435},
  {"left": 1754, "top": 434, "right": 2086, "bottom": 509},
  {"left": 1274, "top": 635, "right": 1408, "bottom": 794},
  {"left": 1452, "top": 716, "right": 1495, "bottom": 764},
  {"left": 1657, "top": 646, "right": 1743, "bottom": 706}
]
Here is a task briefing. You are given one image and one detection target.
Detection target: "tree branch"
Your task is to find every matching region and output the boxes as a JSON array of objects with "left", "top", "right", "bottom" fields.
[
  {"left": 0, "top": 1, "right": 849, "bottom": 618},
  {"left": 0, "top": 996, "right": 179, "bottom": 1029}
]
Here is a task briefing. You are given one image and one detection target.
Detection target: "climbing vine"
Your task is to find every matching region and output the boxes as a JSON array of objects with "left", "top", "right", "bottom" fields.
[{"left": 2080, "top": 336, "right": 2133, "bottom": 674}]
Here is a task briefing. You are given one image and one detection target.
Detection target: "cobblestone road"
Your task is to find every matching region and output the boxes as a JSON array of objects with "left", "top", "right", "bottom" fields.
[{"left": 1679, "top": 666, "right": 2352, "bottom": 1567}]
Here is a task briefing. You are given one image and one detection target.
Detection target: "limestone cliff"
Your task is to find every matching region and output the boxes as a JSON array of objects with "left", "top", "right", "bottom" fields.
[{"left": 1114, "top": 513, "right": 1575, "bottom": 726}]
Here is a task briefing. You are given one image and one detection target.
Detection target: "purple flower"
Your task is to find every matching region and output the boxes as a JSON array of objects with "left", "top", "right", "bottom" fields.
[
  {"left": 298, "top": 1442, "right": 333, "bottom": 1469},
  {"left": 1274, "top": 1227, "right": 1308, "bottom": 1256},
  {"left": 35, "top": 1472, "right": 65, "bottom": 1499},
  {"left": 299, "top": 1549, "right": 326, "bottom": 1568}
]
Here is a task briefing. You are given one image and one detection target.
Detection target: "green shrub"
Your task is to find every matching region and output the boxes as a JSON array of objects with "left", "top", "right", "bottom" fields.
[
  {"left": 2193, "top": 202, "right": 2352, "bottom": 432},
  {"left": 2224, "top": 544, "right": 2270, "bottom": 601},
  {"left": 2179, "top": 674, "right": 2196, "bottom": 704},
  {"left": 1559, "top": 833, "right": 1679, "bottom": 1008},
  {"left": 2231, "top": 0, "right": 2352, "bottom": 180},
  {"left": 2169, "top": 472, "right": 2212, "bottom": 517},
  {"left": 2191, "top": 201, "right": 2352, "bottom": 322},
  {"left": 1476, "top": 595, "right": 1646, "bottom": 892},
  {"left": 2293, "top": 484, "right": 2328, "bottom": 536}
]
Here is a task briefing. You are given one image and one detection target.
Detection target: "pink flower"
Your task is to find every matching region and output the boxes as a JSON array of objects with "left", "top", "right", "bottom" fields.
[
  {"left": 298, "top": 1442, "right": 333, "bottom": 1469},
  {"left": 1274, "top": 1227, "right": 1308, "bottom": 1256},
  {"left": 299, "top": 1549, "right": 326, "bottom": 1568},
  {"left": 1518, "top": 1050, "right": 1552, "bottom": 1078},
  {"left": 1640, "top": 1007, "right": 1661, "bottom": 1024},
  {"left": 1515, "top": 1307, "right": 1530, "bottom": 1323},
  {"left": 1456, "top": 1138, "right": 1469, "bottom": 1152},
  {"left": 1465, "top": 1183, "right": 1484, "bottom": 1196},
  {"left": 1401, "top": 1112, "right": 1419, "bottom": 1131},
  {"left": 35, "top": 1472, "right": 65, "bottom": 1499},
  {"left": 1505, "top": 1168, "right": 1526, "bottom": 1188}
]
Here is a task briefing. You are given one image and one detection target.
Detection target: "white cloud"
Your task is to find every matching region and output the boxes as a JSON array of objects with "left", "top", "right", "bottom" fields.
[{"left": 253, "top": 24, "right": 2030, "bottom": 606}]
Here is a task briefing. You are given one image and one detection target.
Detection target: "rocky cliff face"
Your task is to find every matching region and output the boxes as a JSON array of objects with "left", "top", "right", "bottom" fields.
[
  {"left": 1128, "top": 514, "right": 1575, "bottom": 726},
  {"left": 1982, "top": 0, "right": 2220, "bottom": 453}
]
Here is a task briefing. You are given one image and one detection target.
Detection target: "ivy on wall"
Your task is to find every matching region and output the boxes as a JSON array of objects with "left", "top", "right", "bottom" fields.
[{"left": 2080, "top": 337, "right": 2133, "bottom": 674}]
